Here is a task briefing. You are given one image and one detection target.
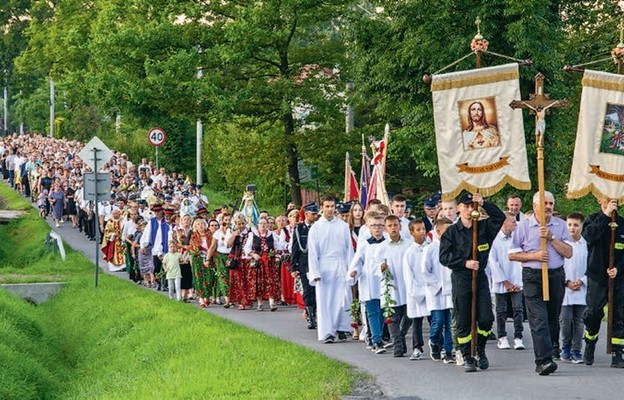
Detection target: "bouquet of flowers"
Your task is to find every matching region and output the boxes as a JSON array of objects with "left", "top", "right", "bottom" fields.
[{"left": 381, "top": 260, "right": 397, "bottom": 324}]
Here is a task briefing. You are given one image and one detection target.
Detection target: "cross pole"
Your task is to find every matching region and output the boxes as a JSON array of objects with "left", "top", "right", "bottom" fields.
[{"left": 510, "top": 73, "right": 569, "bottom": 301}]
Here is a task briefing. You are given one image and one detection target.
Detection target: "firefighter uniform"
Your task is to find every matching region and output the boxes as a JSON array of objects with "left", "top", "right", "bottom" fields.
[
  {"left": 439, "top": 194, "right": 505, "bottom": 372},
  {"left": 581, "top": 210, "right": 624, "bottom": 368}
]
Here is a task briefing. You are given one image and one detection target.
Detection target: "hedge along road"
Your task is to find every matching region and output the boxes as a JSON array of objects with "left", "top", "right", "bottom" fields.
[{"left": 38, "top": 199, "right": 620, "bottom": 400}]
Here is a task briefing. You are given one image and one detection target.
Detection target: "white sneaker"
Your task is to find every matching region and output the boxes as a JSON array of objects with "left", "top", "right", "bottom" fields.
[
  {"left": 514, "top": 338, "right": 525, "bottom": 350},
  {"left": 409, "top": 348, "right": 422, "bottom": 361},
  {"left": 497, "top": 336, "right": 511, "bottom": 349},
  {"left": 455, "top": 351, "right": 465, "bottom": 366}
]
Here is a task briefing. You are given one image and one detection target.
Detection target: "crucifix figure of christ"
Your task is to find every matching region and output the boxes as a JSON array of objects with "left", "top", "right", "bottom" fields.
[{"left": 510, "top": 73, "right": 569, "bottom": 301}]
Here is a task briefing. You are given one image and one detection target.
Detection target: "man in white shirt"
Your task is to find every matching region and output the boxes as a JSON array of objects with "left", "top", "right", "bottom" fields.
[{"left": 308, "top": 195, "right": 354, "bottom": 343}]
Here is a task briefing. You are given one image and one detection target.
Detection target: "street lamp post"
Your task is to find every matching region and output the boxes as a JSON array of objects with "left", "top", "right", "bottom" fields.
[
  {"left": 49, "top": 77, "right": 55, "bottom": 138},
  {"left": 196, "top": 46, "right": 203, "bottom": 186}
]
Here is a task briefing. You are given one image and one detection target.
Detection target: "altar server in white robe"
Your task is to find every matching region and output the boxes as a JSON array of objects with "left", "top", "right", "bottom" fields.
[{"left": 308, "top": 195, "right": 355, "bottom": 343}]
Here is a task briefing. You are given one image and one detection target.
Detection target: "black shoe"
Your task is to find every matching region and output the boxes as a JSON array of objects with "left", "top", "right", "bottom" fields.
[
  {"left": 429, "top": 340, "right": 441, "bottom": 361},
  {"left": 324, "top": 335, "right": 335, "bottom": 344},
  {"left": 584, "top": 339, "right": 596, "bottom": 366},
  {"left": 552, "top": 345, "right": 561, "bottom": 361},
  {"left": 337, "top": 332, "right": 347, "bottom": 342},
  {"left": 464, "top": 356, "right": 477, "bottom": 372},
  {"left": 536, "top": 361, "right": 558, "bottom": 376},
  {"left": 477, "top": 352, "right": 489, "bottom": 370},
  {"left": 611, "top": 345, "right": 624, "bottom": 368}
]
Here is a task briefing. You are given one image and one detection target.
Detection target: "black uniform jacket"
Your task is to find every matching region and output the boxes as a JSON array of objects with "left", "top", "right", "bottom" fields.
[
  {"left": 439, "top": 201, "right": 505, "bottom": 273},
  {"left": 582, "top": 211, "right": 624, "bottom": 285}
]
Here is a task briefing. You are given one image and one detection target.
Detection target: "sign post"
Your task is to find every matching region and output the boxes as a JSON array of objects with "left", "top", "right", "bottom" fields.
[
  {"left": 79, "top": 136, "right": 113, "bottom": 288},
  {"left": 148, "top": 127, "right": 167, "bottom": 169}
]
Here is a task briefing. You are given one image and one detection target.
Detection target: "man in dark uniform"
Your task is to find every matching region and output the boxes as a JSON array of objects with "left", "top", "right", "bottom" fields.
[
  {"left": 439, "top": 193, "right": 505, "bottom": 372},
  {"left": 291, "top": 203, "right": 319, "bottom": 329},
  {"left": 422, "top": 197, "right": 438, "bottom": 234},
  {"left": 581, "top": 198, "right": 624, "bottom": 368}
]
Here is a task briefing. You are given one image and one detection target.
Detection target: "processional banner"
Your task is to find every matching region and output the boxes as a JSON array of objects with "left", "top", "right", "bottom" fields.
[
  {"left": 568, "top": 69, "right": 624, "bottom": 200},
  {"left": 431, "top": 63, "right": 531, "bottom": 199}
]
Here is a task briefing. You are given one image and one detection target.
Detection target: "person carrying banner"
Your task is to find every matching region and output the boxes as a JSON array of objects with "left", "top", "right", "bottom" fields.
[
  {"left": 581, "top": 198, "right": 624, "bottom": 368},
  {"left": 439, "top": 193, "right": 505, "bottom": 372}
]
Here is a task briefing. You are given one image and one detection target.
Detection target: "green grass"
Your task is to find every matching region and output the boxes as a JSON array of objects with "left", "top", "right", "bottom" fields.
[{"left": 0, "top": 183, "right": 355, "bottom": 399}]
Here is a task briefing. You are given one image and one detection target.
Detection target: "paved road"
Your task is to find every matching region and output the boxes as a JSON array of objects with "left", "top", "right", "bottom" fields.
[{"left": 42, "top": 210, "right": 622, "bottom": 400}]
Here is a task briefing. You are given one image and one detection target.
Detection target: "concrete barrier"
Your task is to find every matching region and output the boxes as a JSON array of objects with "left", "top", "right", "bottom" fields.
[{"left": 0, "top": 282, "right": 65, "bottom": 304}]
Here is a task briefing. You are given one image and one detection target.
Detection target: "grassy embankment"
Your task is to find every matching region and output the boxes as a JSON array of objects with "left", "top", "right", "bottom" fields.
[{"left": 0, "top": 183, "right": 355, "bottom": 399}]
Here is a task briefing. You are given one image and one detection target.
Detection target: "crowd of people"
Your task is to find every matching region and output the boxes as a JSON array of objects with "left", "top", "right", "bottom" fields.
[{"left": 1, "top": 132, "right": 623, "bottom": 376}]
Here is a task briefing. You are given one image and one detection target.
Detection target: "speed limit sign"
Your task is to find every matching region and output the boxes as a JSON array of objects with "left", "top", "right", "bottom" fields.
[{"left": 148, "top": 127, "right": 167, "bottom": 147}]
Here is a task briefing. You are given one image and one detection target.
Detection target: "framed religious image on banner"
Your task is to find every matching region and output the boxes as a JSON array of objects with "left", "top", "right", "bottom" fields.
[
  {"left": 600, "top": 103, "right": 624, "bottom": 155},
  {"left": 458, "top": 97, "right": 501, "bottom": 151}
]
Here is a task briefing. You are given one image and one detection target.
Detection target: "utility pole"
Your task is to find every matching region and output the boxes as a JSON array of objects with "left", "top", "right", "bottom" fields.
[{"left": 49, "top": 78, "right": 55, "bottom": 138}]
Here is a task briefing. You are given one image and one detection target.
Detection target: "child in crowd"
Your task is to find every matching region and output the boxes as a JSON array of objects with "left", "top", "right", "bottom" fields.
[
  {"left": 378, "top": 215, "right": 412, "bottom": 357},
  {"left": 560, "top": 212, "right": 588, "bottom": 363},
  {"left": 423, "top": 217, "right": 454, "bottom": 363},
  {"left": 38, "top": 189, "right": 48, "bottom": 218},
  {"left": 348, "top": 212, "right": 387, "bottom": 354},
  {"left": 489, "top": 212, "right": 525, "bottom": 350},
  {"left": 163, "top": 239, "right": 183, "bottom": 301},
  {"left": 402, "top": 219, "right": 429, "bottom": 360}
]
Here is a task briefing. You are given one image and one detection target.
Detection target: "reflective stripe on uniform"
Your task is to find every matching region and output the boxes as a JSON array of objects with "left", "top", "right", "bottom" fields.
[
  {"left": 458, "top": 334, "right": 472, "bottom": 344},
  {"left": 477, "top": 328, "right": 491, "bottom": 337},
  {"left": 612, "top": 337, "right": 624, "bottom": 345},
  {"left": 584, "top": 330, "right": 599, "bottom": 341}
]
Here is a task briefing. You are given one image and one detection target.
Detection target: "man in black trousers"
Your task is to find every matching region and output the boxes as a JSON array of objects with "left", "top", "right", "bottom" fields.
[{"left": 290, "top": 203, "right": 319, "bottom": 329}]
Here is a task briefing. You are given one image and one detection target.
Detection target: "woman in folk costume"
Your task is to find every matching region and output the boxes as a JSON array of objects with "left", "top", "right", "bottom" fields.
[
  {"left": 244, "top": 217, "right": 284, "bottom": 311},
  {"left": 189, "top": 218, "right": 216, "bottom": 308},
  {"left": 278, "top": 209, "right": 299, "bottom": 305},
  {"left": 173, "top": 213, "right": 194, "bottom": 301},
  {"left": 227, "top": 213, "right": 252, "bottom": 309},
  {"left": 101, "top": 207, "right": 126, "bottom": 272},
  {"left": 207, "top": 213, "right": 233, "bottom": 307},
  {"left": 240, "top": 191, "right": 259, "bottom": 228}
]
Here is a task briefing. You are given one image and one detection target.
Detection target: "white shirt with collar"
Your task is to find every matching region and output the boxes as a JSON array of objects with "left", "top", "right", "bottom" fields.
[
  {"left": 488, "top": 230, "right": 523, "bottom": 294},
  {"left": 562, "top": 237, "right": 588, "bottom": 306}
]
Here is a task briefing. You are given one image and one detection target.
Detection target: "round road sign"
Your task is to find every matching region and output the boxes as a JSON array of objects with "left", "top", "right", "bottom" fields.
[{"left": 148, "top": 127, "right": 167, "bottom": 147}]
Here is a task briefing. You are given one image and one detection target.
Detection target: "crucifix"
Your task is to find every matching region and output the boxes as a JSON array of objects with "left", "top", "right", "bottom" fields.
[{"left": 510, "top": 73, "right": 569, "bottom": 301}]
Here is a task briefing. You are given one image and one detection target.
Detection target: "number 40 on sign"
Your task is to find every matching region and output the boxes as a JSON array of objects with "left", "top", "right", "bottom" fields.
[{"left": 148, "top": 127, "right": 167, "bottom": 147}]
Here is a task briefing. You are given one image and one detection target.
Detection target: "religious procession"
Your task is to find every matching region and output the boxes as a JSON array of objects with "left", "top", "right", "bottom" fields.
[{"left": 4, "top": 6, "right": 624, "bottom": 399}]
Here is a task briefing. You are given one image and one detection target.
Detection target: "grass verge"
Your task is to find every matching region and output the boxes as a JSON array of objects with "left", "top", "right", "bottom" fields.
[{"left": 0, "top": 183, "right": 355, "bottom": 399}]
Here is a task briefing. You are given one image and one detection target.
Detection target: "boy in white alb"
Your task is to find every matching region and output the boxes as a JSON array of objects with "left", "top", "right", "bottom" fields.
[
  {"left": 348, "top": 212, "right": 386, "bottom": 353},
  {"left": 378, "top": 215, "right": 412, "bottom": 357},
  {"left": 402, "top": 219, "right": 429, "bottom": 360},
  {"left": 560, "top": 212, "right": 588, "bottom": 363},
  {"left": 488, "top": 212, "right": 525, "bottom": 350},
  {"left": 423, "top": 217, "right": 454, "bottom": 363}
]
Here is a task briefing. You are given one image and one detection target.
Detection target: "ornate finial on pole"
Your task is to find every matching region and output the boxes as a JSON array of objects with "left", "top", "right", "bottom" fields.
[
  {"left": 474, "top": 17, "right": 483, "bottom": 40},
  {"left": 471, "top": 17, "right": 489, "bottom": 53}
]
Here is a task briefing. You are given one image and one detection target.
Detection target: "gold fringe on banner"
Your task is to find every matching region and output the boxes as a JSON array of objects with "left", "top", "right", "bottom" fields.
[
  {"left": 567, "top": 183, "right": 624, "bottom": 203},
  {"left": 582, "top": 76, "right": 624, "bottom": 92},
  {"left": 431, "top": 70, "right": 519, "bottom": 92},
  {"left": 441, "top": 175, "right": 531, "bottom": 201},
  {"left": 457, "top": 157, "right": 510, "bottom": 174}
]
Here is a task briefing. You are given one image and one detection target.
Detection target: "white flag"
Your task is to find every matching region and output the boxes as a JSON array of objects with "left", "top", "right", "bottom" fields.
[
  {"left": 431, "top": 63, "right": 531, "bottom": 199},
  {"left": 568, "top": 69, "right": 624, "bottom": 200}
]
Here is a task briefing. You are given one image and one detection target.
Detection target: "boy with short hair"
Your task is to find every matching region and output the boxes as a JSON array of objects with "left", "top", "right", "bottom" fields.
[
  {"left": 403, "top": 219, "right": 429, "bottom": 360},
  {"left": 423, "top": 217, "right": 455, "bottom": 363},
  {"left": 560, "top": 212, "right": 588, "bottom": 363},
  {"left": 378, "top": 215, "right": 412, "bottom": 357},
  {"left": 489, "top": 211, "right": 525, "bottom": 350},
  {"left": 348, "top": 212, "right": 386, "bottom": 353}
]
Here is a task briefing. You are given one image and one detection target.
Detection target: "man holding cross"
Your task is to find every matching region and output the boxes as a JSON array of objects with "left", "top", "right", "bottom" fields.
[{"left": 509, "top": 191, "right": 572, "bottom": 375}]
